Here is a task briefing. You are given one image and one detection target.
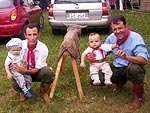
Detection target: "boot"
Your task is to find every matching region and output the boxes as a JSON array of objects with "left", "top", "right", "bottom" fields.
[
  {"left": 113, "top": 84, "right": 123, "bottom": 93},
  {"left": 113, "top": 80, "right": 127, "bottom": 94},
  {"left": 40, "top": 83, "right": 51, "bottom": 103},
  {"left": 19, "top": 92, "right": 26, "bottom": 101},
  {"left": 129, "top": 83, "right": 144, "bottom": 109}
]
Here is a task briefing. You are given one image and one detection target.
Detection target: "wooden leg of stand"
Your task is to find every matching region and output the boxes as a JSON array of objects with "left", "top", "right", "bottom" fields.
[
  {"left": 71, "top": 57, "right": 84, "bottom": 99},
  {"left": 49, "top": 56, "right": 63, "bottom": 98},
  {"left": 60, "top": 51, "right": 69, "bottom": 72},
  {"left": 60, "top": 55, "right": 66, "bottom": 72}
]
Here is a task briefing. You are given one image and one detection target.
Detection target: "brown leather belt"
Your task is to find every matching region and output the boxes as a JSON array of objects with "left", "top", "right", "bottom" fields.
[{"left": 91, "top": 58, "right": 106, "bottom": 63}]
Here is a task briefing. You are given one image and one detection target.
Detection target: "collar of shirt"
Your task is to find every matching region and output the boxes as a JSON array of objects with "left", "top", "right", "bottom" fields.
[{"left": 22, "top": 39, "right": 40, "bottom": 52}]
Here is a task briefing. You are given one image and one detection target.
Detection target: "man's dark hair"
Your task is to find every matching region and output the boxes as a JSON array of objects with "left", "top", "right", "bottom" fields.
[
  {"left": 25, "top": 23, "right": 40, "bottom": 33},
  {"left": 110, "top": 15, "right": 126, "bottom": 26}
]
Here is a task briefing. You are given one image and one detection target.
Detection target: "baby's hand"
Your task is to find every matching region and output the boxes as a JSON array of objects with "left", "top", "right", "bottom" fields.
[
  {"left": 112, "top": 44, "right": 119, "bottom": 49},
  {"left": 80, "top": 63, "right": 86, "bottom": 70},
  {"left": 7, "top": 73, "right": 12, "bottom": 79}
]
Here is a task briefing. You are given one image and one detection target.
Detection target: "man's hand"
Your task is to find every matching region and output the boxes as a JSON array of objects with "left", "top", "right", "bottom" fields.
[
  {"left": 86, "top": 52, "right": 95, "bottom": 62},
  {"left": 116, "top": 49, "right": 126, "bottom": 59},
  {"left": 10, "top": 64, "right": 26, "bottom": 74}
]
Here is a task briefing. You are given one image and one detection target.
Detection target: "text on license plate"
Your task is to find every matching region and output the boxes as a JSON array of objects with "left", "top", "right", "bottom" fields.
[{"left": 69, "top": 13, "right": 86, "bottom": 18}]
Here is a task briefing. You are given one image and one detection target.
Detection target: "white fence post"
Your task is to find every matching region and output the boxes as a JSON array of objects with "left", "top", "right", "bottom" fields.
[{"left": 119, "top": 0, "right": 124, "bottom": 11}]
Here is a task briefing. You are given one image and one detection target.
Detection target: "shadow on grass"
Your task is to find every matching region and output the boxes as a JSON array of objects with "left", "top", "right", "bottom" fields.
[
  {"left": 50, "top": 27, "right": 111, "bottom": 37},
  {"left": 0, "top": 38, "right": 11, "bottom": 45}
]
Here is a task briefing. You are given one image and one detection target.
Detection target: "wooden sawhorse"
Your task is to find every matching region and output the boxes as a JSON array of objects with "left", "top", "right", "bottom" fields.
[{"left": 49, "top": 51, "right": 84, "bottom": 99}]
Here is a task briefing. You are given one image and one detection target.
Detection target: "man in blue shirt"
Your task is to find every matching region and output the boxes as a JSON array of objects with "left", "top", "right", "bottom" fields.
[{"left": 105, "top": 15, "right": 149, "bottom": 109}]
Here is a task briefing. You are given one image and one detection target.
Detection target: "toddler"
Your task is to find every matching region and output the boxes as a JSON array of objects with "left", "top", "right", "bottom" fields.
[
  {"left": 5, "top": 38, "right": 33, "bottom": 98},
  {"left": 80, "top": 32, "right": 118, "bottom": 85}
]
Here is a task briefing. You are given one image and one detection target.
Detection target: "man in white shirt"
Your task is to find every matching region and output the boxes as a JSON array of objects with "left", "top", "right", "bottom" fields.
[{"left": 11, "top": 23, "right": 54, "bottom": 103}]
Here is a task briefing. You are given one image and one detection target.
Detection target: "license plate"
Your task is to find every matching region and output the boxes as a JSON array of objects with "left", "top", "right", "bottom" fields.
[{"left": 69, "top": 13, "right": 86, "bottom": 19}]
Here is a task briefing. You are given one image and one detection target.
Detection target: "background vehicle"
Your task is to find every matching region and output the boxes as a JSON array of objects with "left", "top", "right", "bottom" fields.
[
  {"left": 0, "top": 0, "right": 44, "bottom": 39},
  {"left": 48, "top": 0, "right": 111, "bottom": 34}
]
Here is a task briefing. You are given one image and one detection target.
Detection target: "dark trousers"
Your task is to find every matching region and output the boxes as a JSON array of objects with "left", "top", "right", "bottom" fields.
[
  {"left": 97, "top": 63, "right": 145, "bottom": 86},
  {"left": 12, "top": 66, "right": 55, "bottom": 92},
  {"left": 111, "top": 63, "right": 145, "bottom": 84}
]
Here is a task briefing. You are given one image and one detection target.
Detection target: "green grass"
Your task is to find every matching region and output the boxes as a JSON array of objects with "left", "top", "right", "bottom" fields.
[{"left": 0, "top": 10, "right": 150, "bottom": 113}]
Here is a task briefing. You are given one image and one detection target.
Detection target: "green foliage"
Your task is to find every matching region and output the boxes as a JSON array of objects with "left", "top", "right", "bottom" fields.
[{"left": 0, "top": 10, "right": 150, "bottom": 113}]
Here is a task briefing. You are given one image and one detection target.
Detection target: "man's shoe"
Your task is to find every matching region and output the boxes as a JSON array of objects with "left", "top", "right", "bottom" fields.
[
  {"left": 129, "top": 98, "right": 143, "bottom": 109},
  {"left": 40, "top": 93, "right": 50, "bottom": 103},
  {"left": 19, "top": 92, "right": 26, "bottom": 101},
  {"left": 42, "top": 94, "right": 50, "bottom": 103},
  {"left": 40, "top": 83, "right": 51, "bottom": 103},
  {"left": 113, "top": 85, "right": 123, "bottom": 94}
]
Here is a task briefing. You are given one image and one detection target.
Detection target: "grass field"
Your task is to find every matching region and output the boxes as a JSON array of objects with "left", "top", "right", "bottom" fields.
[{"left": 0, "top": 10, "right": 150, "bottom": 113}]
